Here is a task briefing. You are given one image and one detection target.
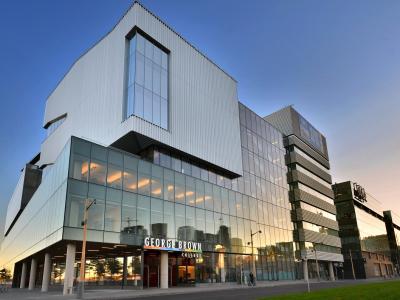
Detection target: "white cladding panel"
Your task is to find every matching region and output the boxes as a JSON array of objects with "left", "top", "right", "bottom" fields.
[
  {"left": 41, "top": 3, "right": 242, "bottom": 176},
  {"left": 4, "top": 168, "right": 26, "bottom": 234},
  {"left": 0, "top": 142, "right": 70, "bottom": 269}
]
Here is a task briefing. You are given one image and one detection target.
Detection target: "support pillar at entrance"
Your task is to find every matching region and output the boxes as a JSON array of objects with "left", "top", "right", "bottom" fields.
[
  {"left": 20, "top": 261, "right": 27, "bottom": 288},
  {"left": 219, "top": 252, "right": 225, "bottom": 283},
  {"left": 28, "top": 258, "right": 37, "bottom": 290},
  {"left": 63, "top": 243, "right": 76, "bottom": 295},
  {"left": 41, "top": 253, "right": 51, "bottom": 292},
  {"left": 160, "top": 252, "right": 168, "bottom": 289},
  {"left": 303, "top": 260, "right": 309, "bottom": 281},
  {"left": 329, "top": 262, "right": 335, "bottom": 281},
  {"left": 122, "top": 256, "right": 128, "bottom": 288}
]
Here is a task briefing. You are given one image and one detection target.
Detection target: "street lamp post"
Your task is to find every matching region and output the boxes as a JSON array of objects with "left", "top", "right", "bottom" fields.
[
  {"left": 349, "top": 249, "right": 356, "bottom": 280},
  {"left": 303, "top": 257, "right": 310, "bottom": 292},
  {"left": 248, "top": 229, "right": 262, "bottom": 286},
  {"left": 77, "top": 198, "right": 96, "bottom": 299},
  {"left": 311, "top": 243, "right": 320, "bottom": 281}
]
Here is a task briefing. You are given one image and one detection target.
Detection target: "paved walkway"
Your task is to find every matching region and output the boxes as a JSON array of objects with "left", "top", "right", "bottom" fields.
[{"left": 0, "top": 278, "right": 398, "bottom": 300}]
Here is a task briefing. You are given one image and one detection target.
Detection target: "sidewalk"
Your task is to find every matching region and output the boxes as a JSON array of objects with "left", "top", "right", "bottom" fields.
[{"left": 0, "top": 278, "right": 396, "bottom": 300}]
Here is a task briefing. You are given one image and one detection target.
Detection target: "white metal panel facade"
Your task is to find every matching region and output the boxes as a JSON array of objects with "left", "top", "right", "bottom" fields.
[
  {"left": 4, "top": 168, "right": 25, "bottom": 234},
  {"left": 0, "top": 141, "right": 70, "bottom": 270},
  {"left": 41, "top": 3, "right": 243, "bottom": 176}
]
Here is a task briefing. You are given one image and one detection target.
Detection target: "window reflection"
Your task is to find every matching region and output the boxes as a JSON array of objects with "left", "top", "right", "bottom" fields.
[
  {"left": 137, "top": 195, "right": 150, "bottom": 237},
  {"left": 105, "top": 188, "right": 121, "bottom": 232},
  {"left": 151, "top": 165, "right": 163, "bottom": 198},
  {"left": 185, "top": 177, "right": 196, "bottom": 206},
  {"left": 89, "top": 161, "right": 107, "bottom": 185},
  {"left": 122, "top": 191, "right": 137, "bottom": 232},
  {"left": 302, "top": 221, "right": 338, "bottom": 237},
  {"left": 125, "top": 33, "right": 169, "bottom": 129},
  {"left": 66, "top": 136, "right": 296, "bottom": 279},
  {"left": 356, "top": 207, "right": 390, "bottom": 254},
  {"left": 174, "top": 173, "right": 185, "bottom": 203}
]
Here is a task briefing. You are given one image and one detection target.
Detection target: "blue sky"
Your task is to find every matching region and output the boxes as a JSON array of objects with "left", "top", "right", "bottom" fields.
[{"left": 1, "top": 0, "right": 400, "bottom": 238}]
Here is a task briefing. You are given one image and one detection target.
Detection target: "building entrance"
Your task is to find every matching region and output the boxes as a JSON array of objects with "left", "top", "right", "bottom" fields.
[
  {"left": 143, "top": 252, "right": 160, "bottom": 288},
  {"left": 143, "top": 251, "right": 197, "bottom": 288},
  {"left": 170, "top": 255, "right": 196, "bottom": 286}
]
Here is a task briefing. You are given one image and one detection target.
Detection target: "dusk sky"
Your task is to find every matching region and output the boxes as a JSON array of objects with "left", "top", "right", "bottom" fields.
[{"left": 1, "top": 0, "right": 400, "bottom": 239}]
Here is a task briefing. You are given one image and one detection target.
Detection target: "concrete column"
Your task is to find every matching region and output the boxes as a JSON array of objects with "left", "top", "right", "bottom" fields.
[
  {"left": 28, "top": 258, "right": 37, "bottom": 290},
  {"left": 160, "top": 252, "right": 168, "bottom": 289},
  {"left": 303, "top": 260, "right": 309, "bottom": 281},
  {"left": 329, "top": 262, "right": 335, "bottom": 281},
  {"left": 219, "top": 252, "right": 225, "bottom": 283},
  {"left": 122, "top": 256, "right": 128, "bottom": 288},
  {"left": 41, "top": 253, "right": 52, "bottom": 292},
  {"left": 63, "top": 243, "right": 76, "bottom": 295},
  {"left": 20, "top": 261, "right": 27, "bottom": 288}
]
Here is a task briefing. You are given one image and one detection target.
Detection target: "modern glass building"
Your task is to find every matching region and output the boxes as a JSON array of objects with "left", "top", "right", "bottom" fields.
[
  {"left": 265, "top": 106, "right": 344, "bottom": 281},
  {"left": 0, "top": 2, "right": 337, "bottom": 295},
  {"left": 333, "top": 181, "right": 399, "bottom": 278},
  {"left": 383, "top": 210, "right": 400, "bottom": 274}
]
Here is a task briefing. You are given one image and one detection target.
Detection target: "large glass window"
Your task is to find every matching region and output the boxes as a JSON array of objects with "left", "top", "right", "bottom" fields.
[
  {"left": 89, "top": 145, "right": 107, "bottom": 185},
  {"left": 295, "top": 165, "right": 331, "bottom": 188},
  {"left": 292, "top": 146, "right": 329, "bottom": 173},
  {"left": 195, "top": 179, "right": 205, "bottom": 209},
  {"left": 164, "top": 201, "right": 175, "bottom": 239},
  {"left": 46, "top": 115, "right": 66, "bottom": 137},
  {"left": 137, "top": 195, "right": 151, "bottom": 236},
  {"left": 299, "top": 115, "right": 325, "bottom": 155},
  {"left": 151, "top": 165, "right": 163, "bottom": 198},
  {"left": 87, "top": 184, "right": 106, "bottom": 230},
  {"left": 123, "top": 156, "right": 138, "bottom": 192},
  {"left": 302, "top": 221, "right": 338, "bottom": 237},
  {"left": 66, "top": 137, "right": 297, "bottom": 278},
  {"left": 196, "top": 208, "right": 206, "bottom": 239},
  {"left": 70, "top": 139, "right": 91, "bottom": 181},
  {"left": 175, "top": 173, "right": 185, "bottom": 203},
  {"left": 186, "top": 176, "right": 196, "bottom": 206},
  {"left": 151, "top": 197, "right": 164, "bottom": 236},
  {"left": 107, "top": 150, "right": 123, "bottom": 189},
  {"left": 105, "top": 188, "right": 122, "bottom": 232},
  {"left": 163, "top": 169, "right": 174, "bottom": 202},
  {"left": 175, "top": 203, "right": 186, "bottom": 239},
  {"left": 65, "top": 194, "right": 86, "bottom": 228},
  {"left": 138, "top": 160, "right": 151, "bottom": 196},
  {"left": 204, "top": 183, "right": 213, "bottom": 211},
  {"left": 122, "top": 191, "right": 137, "bottom": 232},
  {"left": 299, "top": 202, "right": 336, "bottom": 221},
  {"left": 355, "top": 207, "right": 390, "bottom": 254},
  {"left": 297, "top": 183, "right": 334, "bottom": 205},
  {"left": 125, "top": 33, "right": 168, "bottom": 129}
]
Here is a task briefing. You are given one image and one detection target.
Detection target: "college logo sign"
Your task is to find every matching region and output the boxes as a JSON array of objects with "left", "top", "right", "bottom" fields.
[
  {"left": 353, "top": 182, "right": 367, "bottom": 203},
  {"left": 143, "top": 237, "right": 202, "bottom": 258}
]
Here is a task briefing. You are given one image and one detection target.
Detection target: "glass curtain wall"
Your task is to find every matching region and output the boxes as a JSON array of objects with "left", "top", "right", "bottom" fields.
[
  {"left": 355, "top": 207, "right": 390, "bottom": 255},
  {"left": 65, "top": 110, "right": 295, "bottom": 283},
  {"left": 125, "top": 32, "right": 168, "bottom": 129}
]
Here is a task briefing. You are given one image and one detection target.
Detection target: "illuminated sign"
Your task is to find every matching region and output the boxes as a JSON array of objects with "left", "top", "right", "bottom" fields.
[
  {"left": 353, "top": 182, "right": 367, "bottom": 203},
  {"left": 143, "top": 237, "right": 202, "bottom": 255}
]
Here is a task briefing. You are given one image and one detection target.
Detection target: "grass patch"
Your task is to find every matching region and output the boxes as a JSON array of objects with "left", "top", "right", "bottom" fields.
[{"left": 260, "top": 280, "right": 400, "bottom": 300}]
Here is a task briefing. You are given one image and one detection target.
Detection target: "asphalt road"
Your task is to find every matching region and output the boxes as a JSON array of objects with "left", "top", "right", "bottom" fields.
[{"left": 129, "top": 280, "right": 381, "bottom": 300}]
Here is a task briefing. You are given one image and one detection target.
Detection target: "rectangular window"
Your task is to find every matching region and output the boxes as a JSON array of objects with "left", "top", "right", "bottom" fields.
[
  {"left": 125, "top": 32, "right": 168, "bottom": 129},
  {"left": 122, "top": 192, "right": 137, "bottom": 231},
  {"left": 164, "top": 201, "right": 175, "bottom": 239},
  {"left": 151, "top": 198, "right": 164, "bottom": 236},
  {"left": 105, "top": 188, "right": 122, "bottom": 232},
  {"left": 46, "top": 114, "right": 67, "bottom": 138}
]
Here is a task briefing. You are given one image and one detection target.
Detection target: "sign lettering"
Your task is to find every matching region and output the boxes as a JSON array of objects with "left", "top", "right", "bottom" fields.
[
  {"left": 353, "top": 182, "right": 367, "bottom": 203},
  {"left": 143, "top": 237, "right": 202, "bottom": 253}
]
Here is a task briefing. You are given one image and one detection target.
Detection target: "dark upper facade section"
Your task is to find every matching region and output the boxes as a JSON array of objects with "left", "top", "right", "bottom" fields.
[
  {"left": 333, "top": 181, "right": 397, "bottom": 278},
  {"left": 264, "top": 106, "right": 329, "bottom": 162}
]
